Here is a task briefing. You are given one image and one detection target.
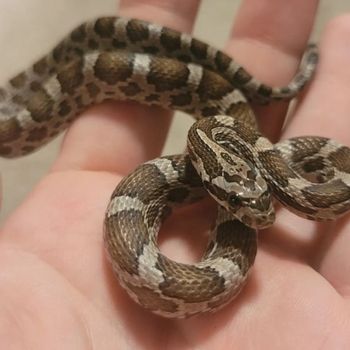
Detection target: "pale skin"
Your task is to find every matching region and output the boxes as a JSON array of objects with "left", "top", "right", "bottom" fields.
[{"left": 1, "top": 0, "right": 350, "bottom": 348}]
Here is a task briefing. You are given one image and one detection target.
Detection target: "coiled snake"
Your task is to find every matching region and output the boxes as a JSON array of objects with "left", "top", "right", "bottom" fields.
[{"left": 1, "top": 17, "right": 350, "bottom": 318}]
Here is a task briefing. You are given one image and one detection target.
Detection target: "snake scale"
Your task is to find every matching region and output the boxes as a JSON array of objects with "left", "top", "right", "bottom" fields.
[{"left": 1, "top": 17, "right": 350, "bottom": 318}]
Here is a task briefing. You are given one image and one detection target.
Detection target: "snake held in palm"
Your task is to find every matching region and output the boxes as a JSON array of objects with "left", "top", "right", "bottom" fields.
[{"left": 1, "top": 17, "right": 350, "bottom": 318}]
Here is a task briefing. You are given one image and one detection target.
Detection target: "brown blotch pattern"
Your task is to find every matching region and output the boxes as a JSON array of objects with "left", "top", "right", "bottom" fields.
[
  {"left": 26, "top": 88, "right": 54, "bottom": 122},
  {"left": 126, "top": 19, "right": 150, "bottom": 42},
  {"left": 145, "top": 94, "right": 160, "bottom": 102},
  {"left": 212, "top": 219, "right": 257, "bottom": 274},
  {"left": 10, "top": 72, "right": 27, "bottom": 89},
  {"left": 57, "top": 58, "right": 84, "bottom": 94},
  {"left": 0, "top": 145, "right": 13, "bottom": 156},
  {"left": 329, "top": 146, "right": 350, "bottom": 173},
  {"left": 26, "top": 127, "right": 48, "bottom": 142},
  {"left": 289, "top": 137, "right": 327, "bottom": 163},
  {"left": 71, "top": 23, "right": 87, "bottom": 42},
  {"left": 301, "top": 157, "right": 327, "bottom": 175},
  {"left": 119, "top": 82, "right": 142, "bottom": 96},
  {"left": 259, "top": 149, "right": 297, "bottom": 188},
  {"left": 232, "top": 67, "right": 252, "bottom": 86},
  {"left": 229, "top": 119, "right": 261, "bottom": 145},
  {"left": 112, "top": 163, "right": 169, "bottom": 204},
  {"left": 94, "top": 52, "right": 133, "bottom": 85},
  {"left": 112, "top": 39, "right": 127, "bottom": 49},
  {"left": 142, "top": 46, "right": 159, "bottom": 54},
  {"left": 33, "top": 58, "right": 48, "bottom": 75},
  {"left": 176, "top": 54, "right": 192, "bottom": 63},
  {"left": 74, "top": 95, "right": 84, "bottom": 109},
  {"left": 160, "top": 28, "right": 181, "bottom": 52},
  {"left": 156, "top": 255, "right": 226, "bottom": 302},
  {"left": 170, "top": 93, "right": 192, "bottom": 107},
  {"left": 215, "top": 51, "right": 231, "bottom": 72},
  {"left": 88, "top": 39, "right": 99, "bottom": 50},
  {"left": 30, "top": 81, "right": 42, "bottom": 92},
  {"left": 125, "top": 282, "right": 179, "bottom": 313},
  {"left": 225, "top": 102, "right": 256, "bottom": 128},
  {"left": 302, "top": 179, "right": 350, "bottom": 208},
  {"left": 12, "top": 95, "right": 25, "bottom": 105},
  {"left": 190, "top": 39, "right": 208, "bottom": 60},
  {"left": 197, "top": 70, "right": 233, "bottom": 101},
  {"left": 73, "top": 47, "right": 84, "bottom": 57},
  {"left": 256, "top": 84, "right": 272, "bottom": 98},
  {"left": 0, "top": 118, "right": 22, "bottom": 143},
  {"left": 52, "top": 42, "right": 65, "bottom": 63},
  {"left": 167, "top": 188, "right": 190, "bottom": 203},
  {"left": 58, "top": 101, "right": 72, "bottom": 117},
  {"left": 94, "top": 17, "right": 115, "bottom": 38},
  {"left": 166, "top": 154, "right": 203, "bottom": 188},
  {"left": 148, "top": 58, "right": 190, "bottom": 91},
  {"left": 201, "top": 107, "right": 221, "bottom": 117}
]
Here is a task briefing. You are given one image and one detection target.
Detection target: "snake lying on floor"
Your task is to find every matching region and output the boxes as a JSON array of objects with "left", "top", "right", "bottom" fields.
[{"left": 1, "top": 16, "right": 350, "bottom": 318}]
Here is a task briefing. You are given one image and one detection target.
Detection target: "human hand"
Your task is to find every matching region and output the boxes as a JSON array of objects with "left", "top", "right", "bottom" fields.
[{"left": 1, "top": 0, "right": 349, "bottom": 348}]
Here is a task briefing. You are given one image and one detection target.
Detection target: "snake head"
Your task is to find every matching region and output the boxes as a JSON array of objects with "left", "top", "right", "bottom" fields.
[
  {"left": 202, "top": 176, "right": 275, "bottom": 229},
  {"left": 188, "top": 116, "right": 275, "bottom": 229},
  {"left": 225, "top": 189, "right": 275, "bottom": 229}
]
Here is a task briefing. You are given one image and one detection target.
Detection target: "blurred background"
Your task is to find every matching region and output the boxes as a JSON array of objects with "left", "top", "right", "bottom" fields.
[{"left": 0, "top": 0, "right": 349, "bottom": 222}]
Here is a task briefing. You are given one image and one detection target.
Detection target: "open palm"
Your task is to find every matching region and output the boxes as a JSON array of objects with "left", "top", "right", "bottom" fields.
[{"left": 1, "top": 0, "right": 350, "bottom": 348}]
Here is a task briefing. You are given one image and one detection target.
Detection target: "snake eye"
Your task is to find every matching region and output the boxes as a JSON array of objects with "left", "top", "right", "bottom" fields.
[{"left": 227, "top": 193, "right": 242, "bottom": 209}]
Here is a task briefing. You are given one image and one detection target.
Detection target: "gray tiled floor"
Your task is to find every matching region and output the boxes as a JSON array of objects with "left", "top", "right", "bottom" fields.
[{"left": 0, "top": 0, "right": 349, "bottom": 222}]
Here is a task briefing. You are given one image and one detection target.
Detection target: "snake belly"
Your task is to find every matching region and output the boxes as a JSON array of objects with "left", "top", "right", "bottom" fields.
[{"left": 1, "top": 17, "right": 350, "bottom": 318}]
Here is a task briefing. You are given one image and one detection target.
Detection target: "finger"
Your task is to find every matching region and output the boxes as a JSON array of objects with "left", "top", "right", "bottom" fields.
[
  {"left": 282, "top": 15, "right": 350, "bottom": 299},
  {"left": 284, "top": 15, "right": 350, "bottom": 143},
  {"left": 226, "top": 0, "right": 319, "bottom": 140},
  {"left": 53, "top": 0, "right": 201, "bottom": 175}
]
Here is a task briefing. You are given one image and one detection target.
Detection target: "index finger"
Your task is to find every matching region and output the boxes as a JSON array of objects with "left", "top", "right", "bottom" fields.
[{"left": 227, "top": 0, "right": 319, "bottom": 140}]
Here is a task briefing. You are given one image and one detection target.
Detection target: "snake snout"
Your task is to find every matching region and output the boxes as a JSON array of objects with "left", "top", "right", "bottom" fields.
[
  {"left": 239, "top": 208, "right": 275, "bottom": 230},
  {"left": 254, "top": 211, "right": 275, "bottom": 229},
  {"left": 236, "top": 193, "right": 275, "bottom": 229}
]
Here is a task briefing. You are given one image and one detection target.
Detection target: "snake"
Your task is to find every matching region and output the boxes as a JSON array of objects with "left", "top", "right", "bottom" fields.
[{"left": 1, "top": 16, "right": 350, "bottom": 318}]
